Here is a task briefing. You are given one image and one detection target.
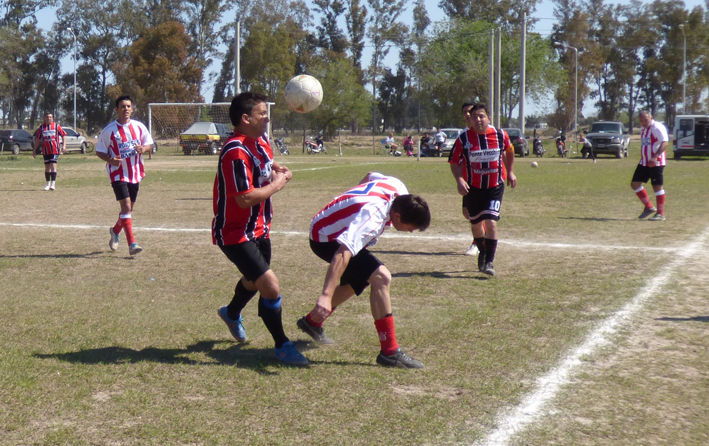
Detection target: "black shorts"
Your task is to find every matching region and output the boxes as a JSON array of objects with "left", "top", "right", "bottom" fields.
[
  {"left": 220, "top": 237, "right": 272, "bottom": 283},
  {"left": 632, "top": 164, "right": 664, "bottom": 186},
  {"left": 310, "top": 240, "right": 383, "bottom": 296},
  {"left": 111, "top": 181, "right": 140, "bottom": 202},
  {"left": 43, "top": 154, "right": 59, "bottom": 164},
  {"left": 463, "top": 183, "right": 505, "bottom": 224}
]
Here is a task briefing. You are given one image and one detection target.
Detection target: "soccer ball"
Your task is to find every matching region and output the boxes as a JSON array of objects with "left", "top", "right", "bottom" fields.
[
  {"left": 531, "top": 161, "right": 538, "bottom": 168},
  {"left": 285, "top": 75, "right": 323, "bottom": 114}
]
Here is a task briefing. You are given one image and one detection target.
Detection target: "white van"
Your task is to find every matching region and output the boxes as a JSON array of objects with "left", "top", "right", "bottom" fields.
[{"left": 673, "top": 115, "right": 709, "bottom": 159}]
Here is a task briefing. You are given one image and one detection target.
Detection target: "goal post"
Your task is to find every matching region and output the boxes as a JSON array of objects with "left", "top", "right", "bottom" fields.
[{"left": 148, "top": 102, "right": 233, "bottom": 144}]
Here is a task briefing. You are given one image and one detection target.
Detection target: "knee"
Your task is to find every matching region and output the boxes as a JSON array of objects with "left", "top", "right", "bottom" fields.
[{"left": 369, "top": 266, "right": 391, "bottom": 289}]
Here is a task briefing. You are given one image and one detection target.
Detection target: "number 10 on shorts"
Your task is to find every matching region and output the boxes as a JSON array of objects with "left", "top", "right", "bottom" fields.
[{"left": 489, "top": 200, "right": 501, "bottom": 211}]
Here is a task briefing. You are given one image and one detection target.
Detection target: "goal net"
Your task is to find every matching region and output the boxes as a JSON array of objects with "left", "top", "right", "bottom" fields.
[{"left": 148, "top": 102, "right": 233, "bottom": 143}]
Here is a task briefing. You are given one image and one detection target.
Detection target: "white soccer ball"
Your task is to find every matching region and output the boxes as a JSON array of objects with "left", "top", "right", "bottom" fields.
[
  {"left": 285, "top": 75, "right": 323, "bottom": 114},
  {"left": 531, "top": 161, "right": 538, "bottom": 168}
]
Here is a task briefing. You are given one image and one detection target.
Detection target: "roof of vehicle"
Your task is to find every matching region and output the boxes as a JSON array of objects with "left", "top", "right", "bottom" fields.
[
  {"left": 181, "top": 122, "right": 218, "bottom": 134},
  {"left": 502, "top": 128, "right": 523, "bottom": 135},
  {"left": 0, "top": 129, "right": 32, "bottom": 137}
]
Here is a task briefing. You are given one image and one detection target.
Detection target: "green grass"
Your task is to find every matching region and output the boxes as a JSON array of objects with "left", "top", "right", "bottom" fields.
[{"left": 1, "top": 148, "right": 708, "bottom": 445}]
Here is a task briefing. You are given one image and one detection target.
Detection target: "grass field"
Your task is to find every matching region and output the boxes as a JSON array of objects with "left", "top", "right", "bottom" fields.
[{"left": 1, "top": 144, "right": 708, "bottom": 446}]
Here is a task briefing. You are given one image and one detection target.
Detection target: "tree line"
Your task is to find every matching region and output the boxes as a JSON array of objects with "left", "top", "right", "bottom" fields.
[{"left": 0, "top": 0, "right": 706, "bottom": 138}]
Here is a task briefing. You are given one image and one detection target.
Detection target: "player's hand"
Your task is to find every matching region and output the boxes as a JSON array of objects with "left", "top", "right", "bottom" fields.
[
  {"left": 108, "top": 156, "right": 122, "bottom": 166},
  {"left": 309, "top": 296, "right": 333, "bottom": 323},
  {"left": 648, "top": 158, "right": 656, "bottom": 167},
  {"left": 507, "top": 172, "right": 517, "bottom": 189},
  {"left": 32, "top": 151, "right": 37, "bottom": 159},
  {"left": 270, "top": 170, "right": 288, "bottom": 191},
  {"left": 457, "top": 177, "right": 469, "bottom": 196}
]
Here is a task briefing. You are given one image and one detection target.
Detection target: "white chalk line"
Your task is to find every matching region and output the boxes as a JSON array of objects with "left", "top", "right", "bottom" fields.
[
  {"left": 473, "top": 225, "right": 709, "bottom": 446},
  {"left": 0, "top": 221, "right": 675, "bottom": 252}
]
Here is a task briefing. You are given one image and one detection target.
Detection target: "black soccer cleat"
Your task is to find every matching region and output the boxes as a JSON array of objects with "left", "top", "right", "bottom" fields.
[
  {"left": 482, "top": 262, "right": 496, "bottom": 277},
  {"left": 477, "top": 251, "right": 486, "bottom": 272},
  {"left": 376, "top": 348, "right": 424, "bottom": 369},
  {"left": 638, "top": 207, "right": 657, "bottom": 219},
  {"left": 297, "top": 316, "right": 335, "bottom": 344},
  {"left": 648, "top": 212, "right": 666, "bottom": 221}
]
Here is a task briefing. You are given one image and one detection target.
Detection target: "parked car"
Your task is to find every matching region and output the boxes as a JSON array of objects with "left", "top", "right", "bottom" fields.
[
  {"left": 61, "top": 127, "right": 93, "bottom": 153},
  {"left": 672, "top": 115, "right": 709, "bottom": 160},
  {"left": 438, "top": 128, "right": 464, "bottom": 156},
  {"left": 0, "top": 129, "right": 34, "bottom": 154},
  {"left": 502, "top": 128, "right": 529, "bottom": 157},
  {"left": 180, "top": 122, "right": 231, "bottom": 155},
  {"left": 584, "top": 121, "right": 630, "bottom": 158}
]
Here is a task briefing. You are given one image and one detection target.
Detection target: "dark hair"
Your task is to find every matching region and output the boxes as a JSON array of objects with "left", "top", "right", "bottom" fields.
[
  {"left": 391, "top": 195, "right": 431, "bottom": 231},
  {"left": 115, "top": 95, "right": 132, "bottom": 108},
  {"left": 230, "top": 92, "right": 268, "bottom": 127},
  {"left": 470, "top": 103, "right": 490, "bottom": 116},
  {"left": 462, "top": 102, "right": 475, "bottom": 113}
]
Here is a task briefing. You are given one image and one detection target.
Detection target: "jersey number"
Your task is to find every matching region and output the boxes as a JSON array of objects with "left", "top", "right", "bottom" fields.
[{"left": 489, "top": 200, "right": 501, "bottom": 211}]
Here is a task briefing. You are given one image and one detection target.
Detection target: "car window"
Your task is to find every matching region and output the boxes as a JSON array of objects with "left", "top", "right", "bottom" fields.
[
  {"left": 504, "top": 129, "right": 521, "bottom": 137},
  {"left": 444, "top": 130, "right": 458, "bottom": 138},
  {"left": 17, "top": 130, "right": 31, "bottom": 138},
  {"left": 65, "top": 128, "right": 78, "bottom": 137},
  {"left": 590, "top": 123, "right": 621, "bottom": 133}
]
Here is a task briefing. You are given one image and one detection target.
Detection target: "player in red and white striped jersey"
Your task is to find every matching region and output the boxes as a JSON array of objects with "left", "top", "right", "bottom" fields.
[
  {"left": 631, "top": 110, "right": 669, "bottom": 221},
  {"left": 449, "top": 103, "right": 516, "bottom": 277},
  {"left": 32, "top": 113, "right": 66, "bottom": 190},
  {"left": 96, "top": 95, "right": 154, "bottom": 256},
  {"left": 298, "top": 172, "right": 431, "bottom": 369}
]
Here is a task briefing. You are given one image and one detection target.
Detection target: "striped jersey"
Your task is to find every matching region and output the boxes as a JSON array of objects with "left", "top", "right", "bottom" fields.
[
  {"left": 639, "top": 120, "right": 669, "bottom": 167},
  {"left": 310, "top": 173, "right": 408, "bottom": 255},
  {"left": 96, "top": 119, "right": 153, "bottom": 183},
  {"left": 212, "top": 132, "right": 274, "bottom": 246},
  {"left": 448, "top": 126, "right": 513, "bottom": 189},
  {"left": 34, "top": 123, "right": 66, "bottom": 155}
]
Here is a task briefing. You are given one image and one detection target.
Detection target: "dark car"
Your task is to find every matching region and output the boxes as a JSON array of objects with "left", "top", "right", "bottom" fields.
[
  {"left": 0, "top": 129, "right": 34, "bottom": 155},
  {"left": 502, "top": 128, "right": 529, "bottom": 157},
  {"left": 584, "top": 121, "right": 630, "bottom": 158},
  {"left": 179, "top": 122, "right": 232, "bottom": 155}
]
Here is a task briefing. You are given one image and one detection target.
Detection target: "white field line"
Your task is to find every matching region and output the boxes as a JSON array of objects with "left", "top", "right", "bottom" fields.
[
  {"left": 473, "top": 225, "right": 709, "bottom": 446},
  {"left": 0, "top": 222, "right": 675, "bottom": 252}
]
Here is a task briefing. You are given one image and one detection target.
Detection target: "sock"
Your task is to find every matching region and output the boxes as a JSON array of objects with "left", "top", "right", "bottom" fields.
[
  {"left": 634, "top": 186, "right": 652, "bottom": 208},
  {"left": 655, "top": 190, "right": 666, "bottom": 215},
  {"left": 474, "top": 237, "right": 485, "bottom": 252},
  {"left": 50, "top": 172, "right": 57, "bottom": 182},
  {"left": 112, "top": 214, "right": 124, "bottom": 236},
  {"left": 305, "top": 307, "right": 336, "bottom": 328},
  {"left": 485, "top": 238, "right": 498, "bottom": 264},
  {"left": 258, "top": 296, "right": 289, "bottom": 348},
  {"left": 227, "top": 279, "right": 257, "bottom": 319},
  {"left": 45, "top": 172, "right": 51, "bottom": 182},
  {"left": 375, "top": 315, "right": 399, "bottom": 356},
  {"left": 120, "top": 213, "right": 135, "bottom": 245}
]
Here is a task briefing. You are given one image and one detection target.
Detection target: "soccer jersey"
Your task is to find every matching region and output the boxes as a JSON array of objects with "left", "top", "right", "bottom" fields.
[
  {"left": 310, "top": 173, "right": 408, "bottom": 255},
  {"left": 212, "top": 132, "right": 275, "bottom": 246},
  {"left": 448, "top": 126, "right": 513, "bottom": 189},
  {"left": 35, "top": 123, "right": 66, "bottom": 155},
  {"left": 96, "top": 119, "right": 153, "bottom": 183},
  {"left": 639, "top": 120, "right": 669, "bottom": 167}
]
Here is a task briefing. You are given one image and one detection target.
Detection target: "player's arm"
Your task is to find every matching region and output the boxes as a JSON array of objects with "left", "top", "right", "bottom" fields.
[
  {"left": 450, "top": 163, "right": 469, "bottom": 196},
  {"left": 309, "top": 244, "right": 353, "bottom": 323},
  {"left": 233, "top": 170, "right": 288, "bottom": 209},
  {"left": 32, "top": 133, "right": 40, "bottom": 158},
  {"left": 648, "top": 128, "right": 669, "bottom": 166},
  {"left": 503, "top": 144, "right": 516, "bottom": 189}
]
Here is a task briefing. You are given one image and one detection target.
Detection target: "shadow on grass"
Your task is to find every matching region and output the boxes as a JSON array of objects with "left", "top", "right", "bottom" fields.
[
  {"left": 0, "top": 251, "right": 104, "bottom": 259},
  {"left": 376, "top": 250, "right": 459, "bottom": 256},
  {"left": 34, "top": 339, "right": 372, "bottom": 373},
  {"left": 655, "top": 316, "right": 709, "bottom": 323},
  {"left": 175, "top": 197, "right": 211, "bottom": 201},
  {"left": 559, "top": 216, "right": 626, "bottom": 222},
  {"left": 392, "top": 270, "right": 488, "bottom": 280}
]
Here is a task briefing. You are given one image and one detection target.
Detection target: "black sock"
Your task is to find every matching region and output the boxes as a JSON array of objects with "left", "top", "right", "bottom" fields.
[
  {"left": 50, "top": 172, "right": 57, "bottom": 181},
  {"left": 258, "top": 296, "right": 289, "bottom": 348},
  {"left": 227, "top": 279, "right": 257, "bottom": 320},
  {"left": 474, "top": 237, "right": 485, "bottom": 252},
  {"left": 45, "top": 172, "right": 50, "bottom": 181},
  {"left": 485, "top": 238, "right": 498, "bottom": 263}
]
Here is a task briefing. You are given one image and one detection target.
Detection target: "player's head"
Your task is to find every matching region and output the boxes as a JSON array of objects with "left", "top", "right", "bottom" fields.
[
  {"left": 469, "top": 103, "right": 490, "bottom": 134},
  {"left": 115, "top": 95, "right": 133, "bottom": 123},
  {"left": 115, "top": 95, "right": 132, "bottom": 109},
  {"left": 43, "top": 113, "right": 54, "bottom": 124},
  {"left": 638, "top": 110, "right": 652, "bottom": 129},
  {"left": 230, "top": 92, "right": 268, "bottom": 126},
  {"left": 390, "top": 194, "right": 431, "bottom": 232},
  {"left": 462, "top": 102, "right": 475, "bottom": 127}
]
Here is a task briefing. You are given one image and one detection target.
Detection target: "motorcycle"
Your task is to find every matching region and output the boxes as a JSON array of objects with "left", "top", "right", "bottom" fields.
[
  {"left": 305, "top": 133, "right": 327, "bottom": 154},
  {"left": 556, "top": 136, "right": 567, "bottom": 158},
  {"left": 533, "top": 137, "right": 545, "bottom": 157},
  {"left": 274, "top": 137, "right": 289, "bottom": 155}
]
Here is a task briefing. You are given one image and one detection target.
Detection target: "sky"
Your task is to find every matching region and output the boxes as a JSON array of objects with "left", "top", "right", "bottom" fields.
[{"left": 34, "top": 0, "right": 706, "bottom": 116}]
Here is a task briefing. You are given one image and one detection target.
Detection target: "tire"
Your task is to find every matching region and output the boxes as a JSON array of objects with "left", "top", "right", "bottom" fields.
[
  {"left": 674, "top": 152, "right": 681, "bottom": 160},
  {"left": 152, "top": 142, "right": 158, "bottom": 154},
  {"left": 210, "top": 142, "right": 218, "bottom": 155},
  {"left": 80, "top": 142, "right": 94, "bottom": 154},
  {"left": 321, "top": 146, "right": 327, "bottom": 154},
  {"left": 307, "top": 144, "right": 314, "bottom": 155},
  {"left": 12, "top": 144, "right": 20, "bottom": 155},
  {"left": 616, "top": 148, "right": 623, "bottom": 158}
]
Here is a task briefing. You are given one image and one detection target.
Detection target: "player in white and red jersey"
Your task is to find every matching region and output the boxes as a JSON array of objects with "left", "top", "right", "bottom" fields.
[
  {"left": 32, "top": 113, "right": 66, "bottom": 191},
  {"left": 96, "top": 95, "right": 154, "bottom": 256},
  {"left": 449, "top": 103, "right": 516, "bottom": 277},
  {"left": 297, "top": 172, "right": 431, "bottom": 369},
  {"left": 632, "top": 110, "right": 669, "bottom": 221},
  {"left": 212, "top": 92, "right": 308, "bottom": 366}
]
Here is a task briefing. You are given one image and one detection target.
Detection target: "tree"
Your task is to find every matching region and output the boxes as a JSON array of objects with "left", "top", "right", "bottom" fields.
[
  {"left": 345, "top": 0, "right": 368, "bottom": 79},
  {"left": 438, "top": 0, "right": 541, "bottom": 31},
  {"left": 183, "top": 0, "right": 232, "bottom": 93},
  {"left": 313, "top": 0, "right": 349, "bottom": 54},
  {"left": 0, "top": 24, "right": 44, "bottom": 127}
]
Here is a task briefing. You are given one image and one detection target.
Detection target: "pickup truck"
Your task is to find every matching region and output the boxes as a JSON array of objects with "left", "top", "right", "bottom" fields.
[
  {"left": 584, "top": 121, "right": 631, "bottom": 158},
  {"left": 180, "top": 122, "right": 231, "bottom": 155}
]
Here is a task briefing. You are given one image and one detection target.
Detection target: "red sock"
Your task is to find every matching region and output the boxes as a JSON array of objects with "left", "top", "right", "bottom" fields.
[
  {"left": 635, "top": 188, "right": 652, "bottom": 208},
  {"left": 306, "top": 307, "right": 336, "bottom": 328},
  {"left": 374, "top": 315, "right": 399, "bottom": 356},
  {"left": 121, "top": 216, "right": 135, "bottom": 245},
  {"left": 656, "top": 192, "right": 666, "bottom": 215},
  {"left": 113, "top": 216, "right": 123, "bottom": 235}
]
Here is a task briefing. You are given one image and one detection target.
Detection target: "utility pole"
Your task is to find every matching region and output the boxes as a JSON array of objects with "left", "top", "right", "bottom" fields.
[{"left": 519, "top": 13, "right": 526, "bottom": 134}]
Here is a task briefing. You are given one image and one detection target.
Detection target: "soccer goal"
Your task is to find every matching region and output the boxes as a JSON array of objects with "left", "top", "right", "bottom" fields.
[{"left": 148, "top": 102, "right": 233, "bottom": 144}]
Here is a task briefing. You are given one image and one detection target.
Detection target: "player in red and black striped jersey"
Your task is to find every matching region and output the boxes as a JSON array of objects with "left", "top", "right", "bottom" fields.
[
  {"left": 449, "top": 103, "right": 516, "bottom": 277},
  {"left": 212, "top": 92, "right": 308, "bottom": 366},
  {"left": 32, "top": 113, "right": 66, "bottom": 191}
]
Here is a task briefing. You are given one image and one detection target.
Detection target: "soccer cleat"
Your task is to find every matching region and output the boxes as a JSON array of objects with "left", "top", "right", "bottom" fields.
[
  {"left": 274, "top": 341, "right": 309, "bottom": 366},
  {"left": 109, "top": 228, "right": 120, "bottom": 251},
  {"left": 376, "top": 348, "right": 424, "bottom": 369},
  {"left": 43, "top": 183, "right": 51, "bottom": 191},
  {"left": 482, "top": 262, "right": 496, "bottom": 277},
  {"left": 477, "top": 251, "right": 486, "bottom": 272},
  {"left": 217, "top": 306, "right": 247, "bottom": 342},
  {"left": 129, "top": 243, "right": 143, "bottom": 255},
  {"left": 49, "top": 181, "right": 55, "bottom": 191},
  {"left": 638, "top": 207, "right": 657, "bottom": 219},
  {"left": 648, "top": 213, "right": 666, "bottom": 221},
  {"left": 464, "top": 243, "right": 479, "bottom": 256},
  {"left": 297, "top": 316, "right": 335, "bottom": 344}
]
